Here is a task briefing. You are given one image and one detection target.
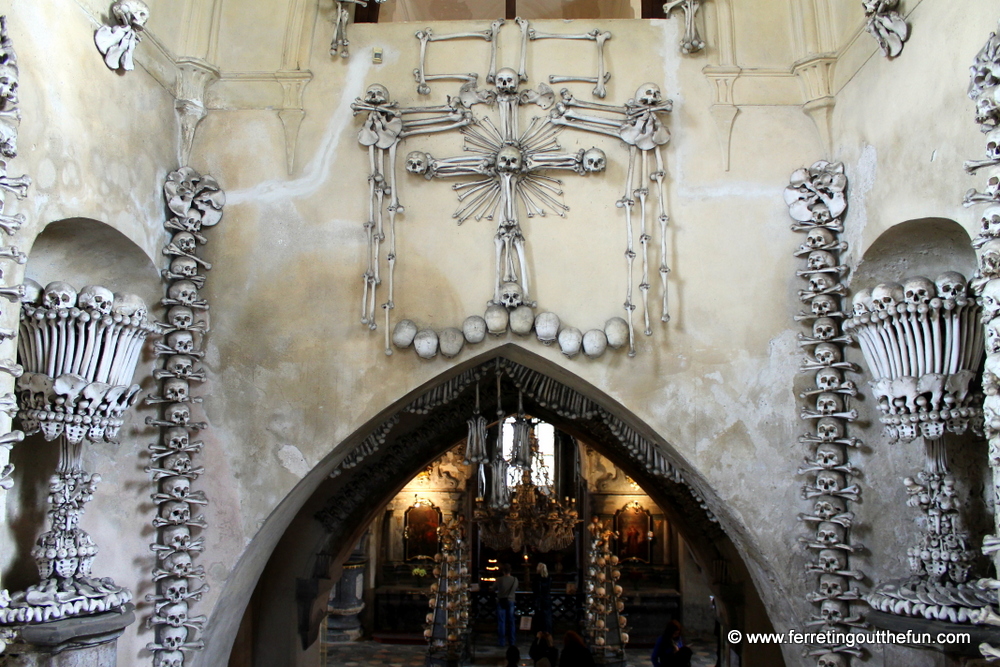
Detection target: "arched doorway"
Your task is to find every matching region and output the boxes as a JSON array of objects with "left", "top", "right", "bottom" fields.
[{"left": 211, "top": 348, "right": 785, "bottom": 667}]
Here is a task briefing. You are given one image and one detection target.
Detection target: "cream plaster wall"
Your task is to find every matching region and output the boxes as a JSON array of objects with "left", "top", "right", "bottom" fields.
[{"left": 0, "top": 1, "right": 995, "bottom": 666}]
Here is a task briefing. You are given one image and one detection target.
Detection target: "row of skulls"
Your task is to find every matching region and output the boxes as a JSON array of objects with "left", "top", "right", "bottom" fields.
[
  {"left": 145, "top": 168, "right": 223, "bottom": 665},
  {"left": 967, "top": 21, "right": 1000, "bottom": 662},
  {"left": 841, "top": 274, "right": 984, "bottom": 444},
  {"left": 788, "top": 161, "right": 868, "bottom": 667}
]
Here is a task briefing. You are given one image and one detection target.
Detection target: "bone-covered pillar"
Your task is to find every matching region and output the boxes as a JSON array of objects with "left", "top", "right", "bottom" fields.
[
  {"left": 424, "top": 515, "right": 471, "bottom": 664},
  {"left": 843, "top": 275, "right": 990, "bottom": 621},
  {"left": 787, "top": 161, "right": 868, "bottom": 667},
  {"left": 145, "top": 167, "right": 224, "bottom": 665}
]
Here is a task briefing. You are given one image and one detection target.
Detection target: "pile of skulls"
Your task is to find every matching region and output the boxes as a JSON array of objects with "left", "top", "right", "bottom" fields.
[
  {"left": 582, "top": 517, "right": 628, "bottom": 658},
  {"left": 842, "top": 274, "right": 983, "bottom": 443},
  {"left": 144, "top": 167, "right": 221, "bottom": 666},
  {"left": 391, "top": 307, "right": 633, "bottom": 360},
  {"left": 15, "top": 281, "right": 154, "bottom": 444},
  {"left": 424, "top": 516, "right": 470, "bottom": 657},
  {"left": 788, "top": 161, "right": 867, "bottom": 667}
]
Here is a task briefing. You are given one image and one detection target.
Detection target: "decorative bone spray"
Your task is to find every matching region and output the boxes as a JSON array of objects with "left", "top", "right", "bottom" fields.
[
  {"left": 663, "top": 0, "right": 705, "bottom": 55},
  {"left": 582, "top": 517, "right": 628, "bottom": 664},
  {"left": 359, "top": 19, "right": 674, "bottom": 359},
  {"left": 94, "top": 0, "right": 150, "bottom": 72},
  {"left": 423, "top": 515, "right": 470, "bottom": 664},
  {"left": 787, "top": 161, "right": 868, "bottom": 667},
  {"left": 0, "top": 280, "right": 155, "bottom": 625},
  {"left": 844, "top": 276, "right": 990, "bottom": 623},
  {"left": 962, "top": 20, "right": 1000, "bottom": 660},
  {"left": 144, "top": 167, "right": 223, "bottom": 666},
  {"left": 862, "top": 0, "right": 909, "bottom": 59}
]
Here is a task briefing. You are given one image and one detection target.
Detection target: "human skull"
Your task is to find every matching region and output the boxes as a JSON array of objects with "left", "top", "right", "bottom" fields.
[
  {"left": 405, "top": 151, "right": 429, "bottom": 175},
  {"left": 813, "top": 496, "right": 845, "bottom": 520},
  {"left": 807, "top": 250, "right": 836, "bottom": 271},
  {"left": 815, "top": 368, "right": 842, "bottom": 392},
  {"left": 113, "top": 292, "right": 147, "bottom": 318},
  {"left": 981, "top": 279, "right": 1000, "bottom": 319},
  {"left": 153, "top": 650, "right": 184, "bottom": 667},
  {"left": 167, "top": 306, "right": 195, "bottom": 330},
  {"left": 167, "top": 331, "right": 196, "bottom": 355},
  {"left": 934, "top": 271, "right": 968, "bottom": 300},
  {"left": 534, "top": 312, "right": 560, "bottom": 344},
  {"left": 168, "top": 280, "right": 199, "bottom": 306},
  {"left": 509, "top": 306, "right": 534, "bottom": 336},
  {"left": 809, "top": 273, "right": 836, "bottom": 293},
  {"left": 815, "top": 470, "right": 845, "bottom": 493},
  {"left": 558, "top": 327, "right": 583, "bottom": 357},
  {"left": 583, "top": 329, "right": 608, "bottom": 358},
  {"left": 113, "top": 0, "right": 150, "bottom": 29},
  {"left": 815, "top": 442, "right": 845, "bottom": 467},
  {"left": 582, "top": 148, "right": 606, "bottom": 173},
  {"left": 158, "top": 626, "right": 188, "bottom": 651},
  {"left": 851, "top": 289, "right": 872, "bottom": 316},
  {"left": 438, "top": 327, "right": 465, "bottom": 356},
  {"left": 498, "top": 281, "right": 524, "bottom": 309},
  {"left": 161, "top": 602, "right": 189, "bottom": 627},
  {"left": 0, "top": 63, "right": 18, "bottom": 108},
  {"left": 817, "top": 652, "right": 846, "bottom": 667},
  {"left": 812, "top": 318, "right": 838, "bottom": 341},
  {"left": 819, "top": 574, "right": 846, "bottom": 598},
  {"left": 77, "top": 285, "right": 114, "bottom": 315},
  {"left": 171, "top": 232, "right": 198, "bottom": 254},
  {"left": 161, "top": 525, "right": 192, "bottom": 551},
  {"left": 164, "top": 452, "right": 193, "bottom": 474},
  {"left": 818, "top": 549, "right": 846, "bottom": 572},
  {"left": 816, "top": 521, "right": 844, "bottom": 545},
  {"left": 495, "top": 68, "right": 518, "bottom": 94},
  {"left": 605, "top": 317, "right": 629, "bottom": 349},
  {"left": 870, "top": 282, "right": 904, "bottom": 311},
  {"left": 813, "top": 343, "right": 842, "bottom": 366},
  {"left": 42, "top": 281, "right": 77, "bottom": 309},
  {"left": 364, "top": 83, "right": 389, "bottom": 106},
  {"left": 163, "top": 550, "right": 194, "bottom": 577},
  {"left": 165, "top": 403, "right": 191, "bottom": 425},
  {"left": 161, "top": 576, "right": 190, "bottom": 604},
  {"left": 811, "top": 294, "right": 838, "bottom": 317},
  {"left": 0, "top": 119, "right": 16, "bottom": 158},
  {"left": 484, "top": 304, "right": 509, "bottom": 335},
  {"left": 983, "top": 205, "right": 1000, "bottom": 238},
  {"left": 902, "top": 275, "right": 935, "bottom": 305},
  {"left": 462, "top": 315, "right": 487, "bottom": 344},
  {"left": 162, "top": 378, "right": 190, "bottom": 403},
  {"left": 392, "top": 319, "right": 417, "bottom": 348},
  {"left": 161, "top": 475, "right": 191, "bottom": 499},
  {"left": 805, "top": 227, "right": 835, "bottom": 249},
  {"left": 816, "top": 417, "right": 844, "bottom": 441},
  {"left": 413, "top": 329, "right": 439, "bottom": 359},
  {"left": 165, "top": 355, "right": 195, "bottom": 378},
  {"left": 635, "top": 82, "right": 662, "bottom": 107},
  {"left": 496, "top": 145, "right": 523, "bottom": 174},
  {"left": 979, "top": 239, "right": 1000, "bottom": 278},
  {"left": 21, "top": 278, "right": 42, "bottom": 306},
  {"left": 161, "top": 501, "right": 191, "bottom": 525},
  {"left": 170, "top": 256, "right": 199, "bottom": 279},
  {"left": 820, "top": 600, "right": 847, "bottom": 624}
]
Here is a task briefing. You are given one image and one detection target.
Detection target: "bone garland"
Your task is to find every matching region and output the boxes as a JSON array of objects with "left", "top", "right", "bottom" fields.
[
  {"left": 423, "top": 515, "right": 471, "bottom": 660},
  {"left": 663, "top": 0, "right": 705, "bottom": 55},
  {"left": 328, "top": 415, "right": 399, "bottom": 477},
  {"left": 329, "top": 0, "right": 387, "bottom": 59},
  {"left": 148, "top": 168, "right": 223, "bottom": 667},
  {"left": 965, "top": 21, "right": 1000, "bottom": 663},
  {"left": 583, "top": 518, "right": 629, "bottom": 657},
  {"left": 413, "top": 20, "right": 501, "bottom": 96},
  {"left": 94, "top": 0, "right": 149, "bottom": 72},
  {"left": 862, "top": 0, "right": 909, "bottom": 59},
  {"left": 787, "top": 161, "right": 868, "bottom": 666}
]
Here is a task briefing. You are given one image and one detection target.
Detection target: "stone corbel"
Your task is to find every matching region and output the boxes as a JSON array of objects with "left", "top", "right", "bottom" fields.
[
  {"left": 793, "top": 55, "right": 836, "bottom": 157},
  {"left": 174, "top": 57, "right": 220, "bottom": 167},
  {"left": 702, "top": 65, "right": 740, "bottom": 171},
  {"left": 276, "top": 71, "right": 313, "bottom": 175}
]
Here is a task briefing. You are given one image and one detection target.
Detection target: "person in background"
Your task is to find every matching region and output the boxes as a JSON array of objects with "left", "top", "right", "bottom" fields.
[
  {"left": 651, "top": 619, "right": 693, "bottom": 667},
  {"left": 529, "top": 631, "right": 559, "bottom": 667},
  {"left": 496, "top": 562, "right": 519, "bottom": 647},
  {"left": 505, "top": 644, "right": 521, "bottom": 667},
  {"left": 533, "top": 562, "right": 553, "bottom": 633},
  {"left": 559, "top": 630, "right": 595, "bottom": 667}
]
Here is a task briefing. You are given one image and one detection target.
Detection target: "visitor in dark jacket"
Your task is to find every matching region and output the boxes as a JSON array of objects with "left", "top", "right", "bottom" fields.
[
  {"left": 529, "top": 631, "right": 559, "bottom": 667},
  {"left": 651, "top": 620, "right": 692, "bottom": 667}
]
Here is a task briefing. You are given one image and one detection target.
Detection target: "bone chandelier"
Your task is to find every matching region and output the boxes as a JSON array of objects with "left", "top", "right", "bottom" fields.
[{"left": 352, "top": 18, "right": 674, "bottom": 359}]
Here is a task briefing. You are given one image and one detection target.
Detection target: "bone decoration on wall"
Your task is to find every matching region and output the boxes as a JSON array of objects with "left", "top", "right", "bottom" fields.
[
  {"left": 964, "top": 20, "right": 1000, "bottom": 660},
  {"left": 845, "top": 276, "right": 991, "bottom": 623},
  {"left": 862, "top": 0, "right": 909, "bottom": 59},
  {"left": 144, "top": 167, "right": 224, "bottom": 667},
  {"left": 0, "top": 15, "right": 28, "bottom": 650},
  {"left": 330, "top": 0, "right": 387, "bottom": 59},
  {"left": 787, "top": 161, "right": 869, "bottom": 667},
  {"left": 663, "top": 0, "right": 705, "bottom": 55},
  {"left": 94, "top": 0, "right": 150, "bottom": 72},
  {"left": 0, "top": 281, "right": 155, "bottom": 625},
  {"left": 355, "top": 18, "right": 674, "bottom": 360}
]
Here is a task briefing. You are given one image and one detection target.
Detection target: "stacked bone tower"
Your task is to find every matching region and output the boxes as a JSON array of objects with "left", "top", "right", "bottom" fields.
[
  {"left": 582, "top": 516, "right": 628, "bottom": 663},
  {"left": 424, "top": 515, "right": 471, "bottom": 662},
  {"left": 786, "top": 161, "right": 869, "bottom": 667},
  {"left": 144, "top": 167, "right": 225, "bottom": 666}
]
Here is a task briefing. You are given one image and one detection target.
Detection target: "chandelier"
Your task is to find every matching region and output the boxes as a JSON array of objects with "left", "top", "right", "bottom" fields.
[{"left": 470, "top": 388, "right": 580, "bottom": 552}]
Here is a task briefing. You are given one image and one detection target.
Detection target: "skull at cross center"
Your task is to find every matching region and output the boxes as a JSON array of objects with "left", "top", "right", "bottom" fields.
[
  {"left": 499, "top": 282, "right": 524, "bottom": 309},
  {"left": 496, "top": 145, "right": 523, "bottom": 174}
]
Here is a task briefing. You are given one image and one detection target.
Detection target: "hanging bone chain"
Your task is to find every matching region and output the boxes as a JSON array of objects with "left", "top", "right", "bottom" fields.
[
  {"left": 787, "top": 161, "right": 869, "bottom": 667},
  {"left": 145, "top": 167, "right": 225, "bottom": 665}
]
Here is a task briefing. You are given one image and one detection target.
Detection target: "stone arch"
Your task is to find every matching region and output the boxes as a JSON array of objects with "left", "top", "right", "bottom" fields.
[
  {"left": 852, "top": 217, "right": 976, "bottom": 290},
  {"left": 205, "top": 346, "right": 785, "bottom": 667}
]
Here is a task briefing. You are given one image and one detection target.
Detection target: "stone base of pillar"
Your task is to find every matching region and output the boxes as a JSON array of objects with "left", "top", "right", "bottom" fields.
[{"left": 0, "top": 604, "right": 134, "bottom": 667}]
